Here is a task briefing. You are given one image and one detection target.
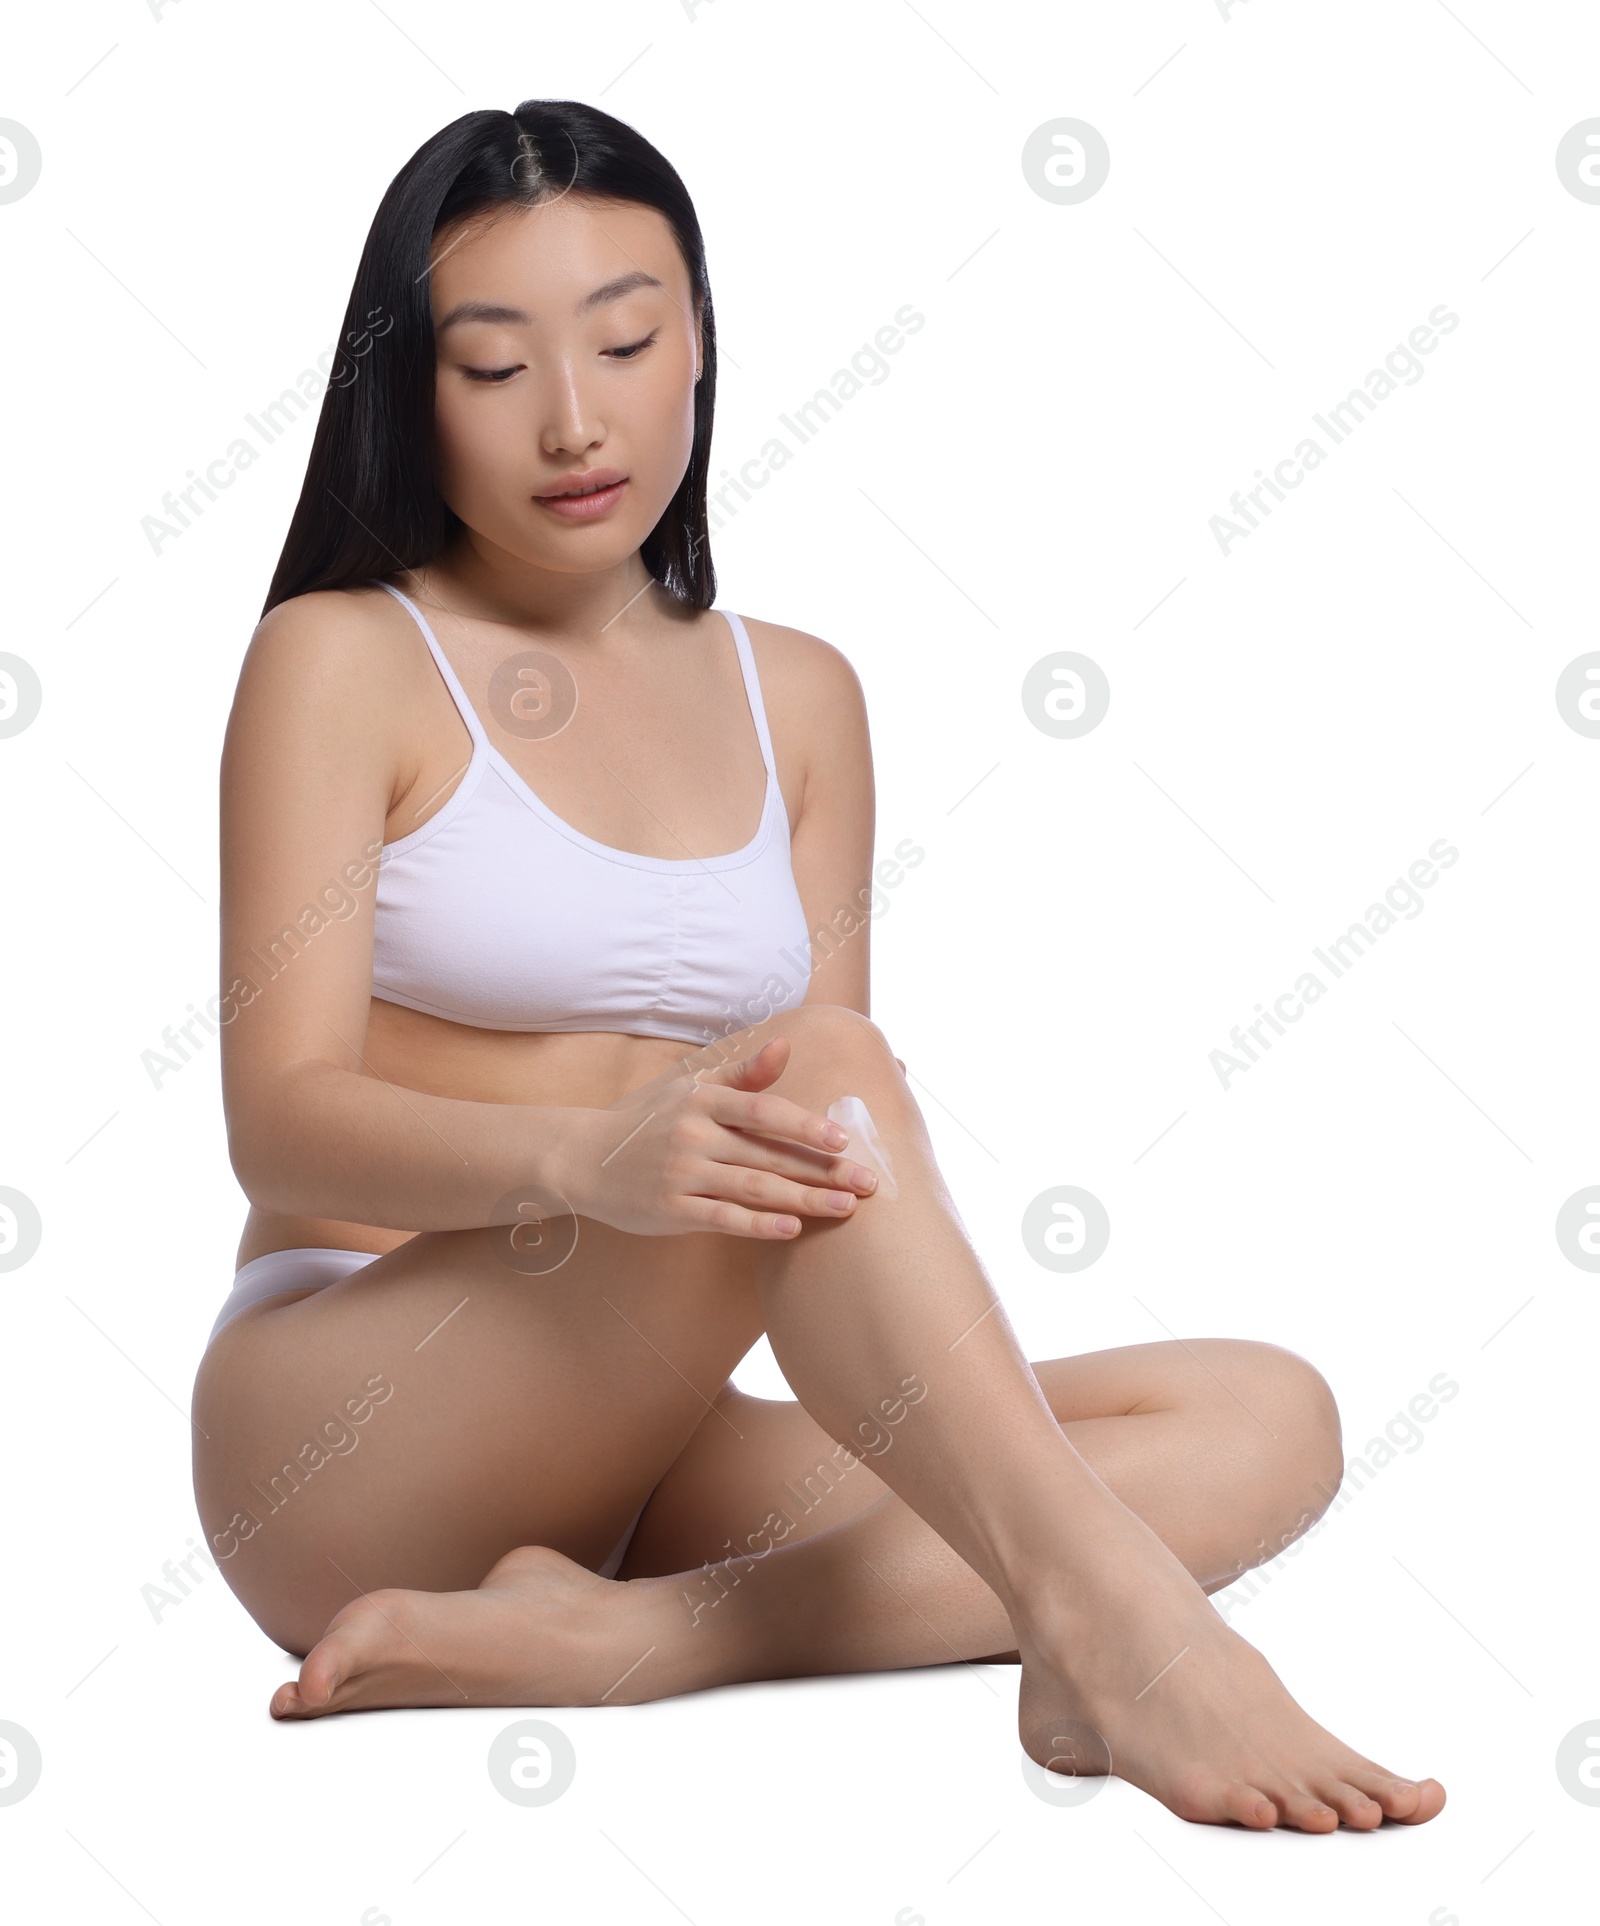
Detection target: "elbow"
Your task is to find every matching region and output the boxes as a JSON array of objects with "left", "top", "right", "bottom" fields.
[
  {"left": 225, "top": 1061, "right": 344, "bottom": 1219},
  {"left": 225, "top": 1117, "right": 404, "bottom": 1229},
  {"left": 228, "top": 1143, "right": 355, "bottom": 1223},
  {"left": 226, "top": 1127, "right": 302, "bottom": 1217},
  {"left": 226, "top": 1101, "right": 337, "bottom": 1219}
]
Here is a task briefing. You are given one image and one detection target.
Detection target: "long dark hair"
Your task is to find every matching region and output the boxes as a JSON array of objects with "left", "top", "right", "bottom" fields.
[{"left": 262, "top": 100, "right": 717, "bottom": 618}]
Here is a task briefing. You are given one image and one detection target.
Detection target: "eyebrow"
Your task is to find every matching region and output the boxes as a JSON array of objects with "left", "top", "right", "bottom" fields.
[{"left": 435, "top": 270, "right": 664, "bottom": 334}]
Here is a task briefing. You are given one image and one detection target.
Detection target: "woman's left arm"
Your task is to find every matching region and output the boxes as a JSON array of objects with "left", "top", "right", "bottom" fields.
[{"left": 751, "top": 618, "right": 877, "bottom": 1020}]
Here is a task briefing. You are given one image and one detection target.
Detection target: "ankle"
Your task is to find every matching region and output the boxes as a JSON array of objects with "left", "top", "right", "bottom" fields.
[
  {"left": 618, "top": 1568, "right": 769, "bottom": 1697},
  {"left": 979, "top": 1487, "right": 1145, "bottom": 1619},
  {"left": 999, "top": 1510, "right": 1196, "bottom": 1640}
]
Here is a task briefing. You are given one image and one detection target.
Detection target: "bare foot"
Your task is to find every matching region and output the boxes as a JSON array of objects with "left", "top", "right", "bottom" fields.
[
  {"left": 1014, "top": 1513, "right": 1446, "bottom": 1831},
  {"left": 269, "top": 1545, "right": 670, "bottom": 1719}
]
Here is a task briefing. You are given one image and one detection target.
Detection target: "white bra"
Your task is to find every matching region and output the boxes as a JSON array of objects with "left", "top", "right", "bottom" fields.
[{"left": 370, "top": 581, "right": 814, "bottom": 1047}]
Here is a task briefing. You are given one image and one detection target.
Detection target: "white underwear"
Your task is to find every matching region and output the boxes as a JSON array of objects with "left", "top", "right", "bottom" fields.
[
  {"left": 208, "top": 1246, "right": 379, "bottom": 1345},
  {"left": 207, "top": 1245, "right": 646, "bottom": 1579}
]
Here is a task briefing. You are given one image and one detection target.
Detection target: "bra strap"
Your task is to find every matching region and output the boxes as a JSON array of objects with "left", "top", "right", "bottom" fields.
[
  {"left": 378, "top": 581, "right": 489, "bottom": 750},
  {"left": 721, "top": 610, "right": 779, "bottom": 783}
]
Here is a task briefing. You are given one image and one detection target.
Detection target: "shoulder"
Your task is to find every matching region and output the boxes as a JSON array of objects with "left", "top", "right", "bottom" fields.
[
  {"left": 738, "top": 613, "right": 869, "bottom": 730},
  {"left": 230, "top": 582, "right": 438, "bottom": 732},
  {"left": 225, "top": 582, "right": 432, "bottom": 783},
  {"left": 239, "top": 582, "right": 412, "bottom": 693},
  {"left": 736, "top": 615, "right": 871, "bottom": 819}
]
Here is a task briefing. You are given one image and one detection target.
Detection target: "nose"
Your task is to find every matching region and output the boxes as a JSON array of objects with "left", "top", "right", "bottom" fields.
[{"left": 539, "top": 346, "right": 606, "bottom": 459}]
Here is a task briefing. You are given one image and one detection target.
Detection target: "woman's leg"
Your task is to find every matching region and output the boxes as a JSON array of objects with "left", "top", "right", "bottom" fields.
[
  {"left": 273, "top": 1342, "right": 1427, "bottom": 1829},
  {"left": 262, "top": 1004, "right": 1442, "bottom": 1829},
  {"left": 190, "top": 1210, "right": 769, "bottom": 1658},
  {"left": 272, "top": 1336, "right": 1324, "bottom": 1706},
  {"left": 614, "top": 1339, "right": 1336, "bottom": 1609},
  {"left": 705, "top": 1006, "right": 1442, "bottom": 1828}
]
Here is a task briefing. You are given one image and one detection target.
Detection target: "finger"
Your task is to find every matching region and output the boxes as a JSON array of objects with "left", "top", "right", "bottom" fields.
[
  {"left": 711, "top": 1128, "right": 879, "bottom": 1193},
  {"left": 696, "top": 1035, "right": 791, "bottom": 1093},
  {"left": 676, "top": 1194, "right": 805, "bottom": 1240},
  {"left": 698, "top": 1160, "right": 865, "bottom": 1219},
  {"left": 699, "top": 1080, "right": 850, "bottom": 1157}
]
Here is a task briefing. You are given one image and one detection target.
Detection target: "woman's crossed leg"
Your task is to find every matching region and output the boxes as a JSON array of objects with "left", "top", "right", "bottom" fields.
[{"left": 192, "top": 1003, "right": 1443, "bottom": 1831}]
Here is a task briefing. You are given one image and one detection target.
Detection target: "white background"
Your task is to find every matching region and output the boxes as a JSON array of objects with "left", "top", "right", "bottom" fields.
[{"left": 1, "top": 1, "right": 1594, "bottom": 1920}]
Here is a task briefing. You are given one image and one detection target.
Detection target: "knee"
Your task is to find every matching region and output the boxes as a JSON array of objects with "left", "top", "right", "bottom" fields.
[
  {"left": 1206, "top": 1338, "right": 1345, "bottom": 1501},
  {"left": 1271, "top": 1345, "right": 1344, "bottom": 1503},
  {"left": 764, "top": 1002, "right": 899, "bottom": 1079}
]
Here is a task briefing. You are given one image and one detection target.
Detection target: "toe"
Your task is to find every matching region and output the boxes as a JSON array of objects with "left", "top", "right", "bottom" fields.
[
  {"left": 1268, "top": 1782, "right": 1341, "bottom": 1833},
  {"left": 1388, "top": 1777, "right": 1446, "bottom": 1824},
  {"left": 1174, "top": 1775, "right": 1278, "bottom": 1828},
  {"left": 1343, "top": 1762, "right": 1447, "bottom": 1824},
  {"left": 294, "top": 1591, "right": 408, "bottom": 1711},
  {"left": 1320, "top": 1781, "right": 1386, "bottom": 1829},
  {"left": 268, "top": 1681, "right": 305, "bottom": 1720},
  {"left": 295, "top": 1633, "right": 348, "bottom": 1711},
  {"left": 1225, "top": 1784, "right": 1281, "bottom": 1830}
]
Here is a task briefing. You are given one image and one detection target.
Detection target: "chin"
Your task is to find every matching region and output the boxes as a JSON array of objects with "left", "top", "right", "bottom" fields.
[{"left": 519, "top": 532, "right": 644, "bottom": 574}]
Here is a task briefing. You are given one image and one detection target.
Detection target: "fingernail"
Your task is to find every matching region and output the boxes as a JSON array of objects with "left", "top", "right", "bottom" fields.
[
  {"left": 851, "top": 1164, "right": 877, "bottom": 1190},
  {"left": 824, "top": 1124, "right": 849, "bottom": 1148},
  {"left": 828, "top": 1191, "right": 854, "bottom": 1211},
  {"left": 776, "top": 1216, "right": 801, "bottom": 1235}
]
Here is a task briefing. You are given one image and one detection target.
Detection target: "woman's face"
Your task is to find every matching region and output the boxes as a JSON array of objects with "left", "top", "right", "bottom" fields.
[{"left": 428, "top": 193, "right": 701, "bottom": 576}]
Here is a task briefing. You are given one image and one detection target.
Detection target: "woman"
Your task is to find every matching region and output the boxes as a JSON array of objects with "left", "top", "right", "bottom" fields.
[{"left": 191, "top": 98, "right": 1444, "bottom": 1832}]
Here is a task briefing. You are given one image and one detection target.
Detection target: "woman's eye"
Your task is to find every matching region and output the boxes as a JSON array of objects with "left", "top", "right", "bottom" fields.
[{"left": 460, "top": 331, "right": 658, "bottom": 381}]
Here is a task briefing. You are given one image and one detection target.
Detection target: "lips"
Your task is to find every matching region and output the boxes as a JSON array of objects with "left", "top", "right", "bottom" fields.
[
  {"left": 536, "top": 468, "right": 626, "bottom": 500},
  {"left": 533, "top": 471, "right": 629, "bottom": 522}
]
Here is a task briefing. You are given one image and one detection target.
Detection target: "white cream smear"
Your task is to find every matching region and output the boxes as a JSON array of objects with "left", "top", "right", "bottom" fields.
[{"left": 826, "top": 1094, "right": 899, "bottom": 1200}]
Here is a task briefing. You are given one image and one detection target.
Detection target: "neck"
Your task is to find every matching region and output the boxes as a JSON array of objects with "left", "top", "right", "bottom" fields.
[{"left": 405, "top": 535, "right": 679, "bottom": 643}]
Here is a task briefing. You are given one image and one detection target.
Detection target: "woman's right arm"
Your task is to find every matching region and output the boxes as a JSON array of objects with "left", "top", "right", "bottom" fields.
[
  {"left": 219, "top": 589, "right": 591, "bottom": 1231},
  {"left": 219, "top": 592, "right": 867, "bottom": 1238}
]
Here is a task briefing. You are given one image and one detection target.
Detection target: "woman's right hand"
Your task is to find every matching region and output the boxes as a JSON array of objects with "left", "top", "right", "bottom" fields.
[{"left": 553, "top": 1036, "right": 881, "bottom": 1238}]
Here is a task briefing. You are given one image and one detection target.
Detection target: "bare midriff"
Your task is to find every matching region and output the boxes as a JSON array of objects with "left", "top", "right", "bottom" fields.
[{"left": 233, "top": 994, "right": 705, "bottom": 1269}]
